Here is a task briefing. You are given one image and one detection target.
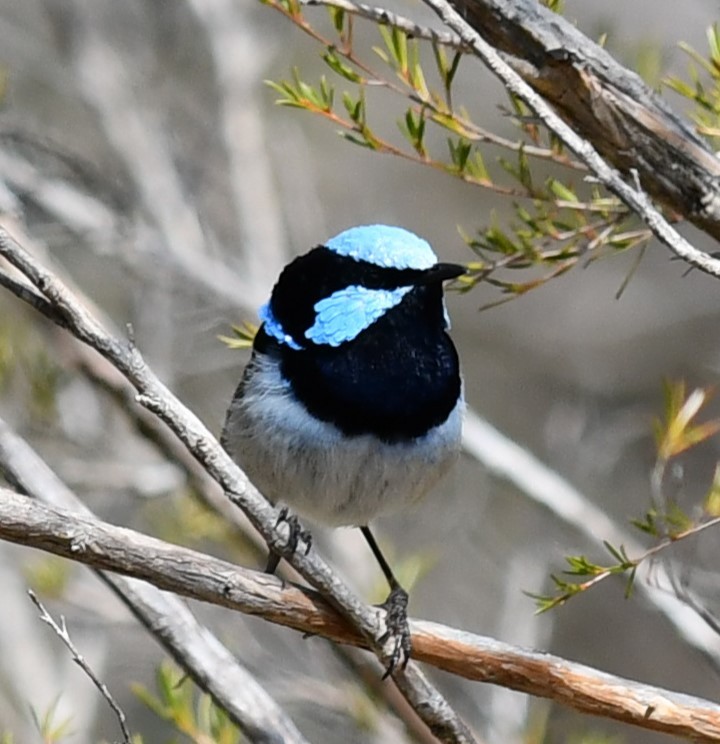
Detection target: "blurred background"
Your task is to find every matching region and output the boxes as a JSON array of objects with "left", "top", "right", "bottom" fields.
[{"left": 0, "top": 0, "right": 719, "bottom": 742}]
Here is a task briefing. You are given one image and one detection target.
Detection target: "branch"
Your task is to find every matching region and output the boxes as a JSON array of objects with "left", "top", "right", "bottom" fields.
[
  {"left": 2, "top": 488, "right": 720, "bottom": 741},
  {"left": 27, "top": 590, "right": 132, "bottom": 744},
  {"left": 447, "top": 0, "right": 720, "bottom": 245},
  {"left": 461, "top": 410, "right": 720, "bottom": 666},
  {"left": 416, "top": 0, "right": 720, "bottom": 279},
  {"left": 0, "top": 227, "right": 474, "bottom": 743},
  {"left": 0, "top": 416, "right": 309, "bottom": 744},
  {"left": 302, "top": 0, "right": 463, "bottom": 47}
]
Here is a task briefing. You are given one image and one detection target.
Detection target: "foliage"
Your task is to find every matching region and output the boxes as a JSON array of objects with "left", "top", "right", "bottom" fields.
[
  {"left": 218, "top": 322, "right": 257, "bottom": 350},
  {"left": 144, "top": 491, "right": 261, "bottom": 564},
  {"left": 0, "top": 316, "right": 61, "bottom": 422},
  {"left": 665, "top": 23, "right": 720, "bottom": 147},
  {"left": 133, "top": 661, "right": 243, "bottom": 744},
  {"left": 531, "top": 381, "right": 720, "bottom": 612},
  {"left": 23, "top": 555, "right": 72, "bottom": 599},
  {"left": 262, "top": 1, "right": 653, "bottom": 304},
  {"left": 29, "top": 696, "right": 74, "bottom": 743}
]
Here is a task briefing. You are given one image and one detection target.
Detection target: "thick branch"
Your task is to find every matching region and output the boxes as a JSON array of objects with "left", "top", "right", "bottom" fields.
[
  {"left": 2, "top": 488, "right": 720, "bottom": 741},
  {"left": 451, "top": 0, "right": 720, "bottom": 242},
  {"left": 419, "top": 0, "right": 720, "bottom": 279}
]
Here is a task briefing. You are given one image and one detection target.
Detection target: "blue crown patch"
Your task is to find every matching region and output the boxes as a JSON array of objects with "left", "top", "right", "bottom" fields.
[{"left": 326, "top": 225, "right": 436, "bottom": 270}]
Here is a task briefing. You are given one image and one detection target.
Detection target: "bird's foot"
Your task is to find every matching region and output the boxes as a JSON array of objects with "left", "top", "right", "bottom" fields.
[
  {"left": 378, "top": 585, "right": 412, "bottom": 678},
  {"left": 265, "top": 507, "right": 312, "bottom": 574}
]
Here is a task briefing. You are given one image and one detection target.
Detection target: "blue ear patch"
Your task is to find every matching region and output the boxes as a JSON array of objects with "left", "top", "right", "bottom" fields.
[
  {"left": 326, "top": 225, "right": 437, "bottom": 270},
  {"left": 259, "top": 302, "right": 303, "bottom": 350},
  {"left": 305, "top": 285, "right": 412, "bottom": 347}
]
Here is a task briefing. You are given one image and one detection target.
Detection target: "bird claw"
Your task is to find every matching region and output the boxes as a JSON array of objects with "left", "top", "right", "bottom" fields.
[
  {"left": 378, "top": 585, "right": 412, "bottom": 678},
  {"left": 276, "top": 506, "right": 313, "bottom": 555},
  {"left": 265, "top": 507, "right": 313, "bottom": 574}
]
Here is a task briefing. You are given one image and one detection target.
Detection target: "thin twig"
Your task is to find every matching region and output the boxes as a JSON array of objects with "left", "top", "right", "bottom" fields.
[
  {"left": 27, "top": 589, "right": 132, "bottom": 744},
  {"left": 302, "top": 0, "right": 464, "bottom": 47}
]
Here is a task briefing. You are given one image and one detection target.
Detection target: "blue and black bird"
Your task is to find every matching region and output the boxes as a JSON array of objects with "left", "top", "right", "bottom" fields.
[{"left": 222, "top": 224, "right": 464, "bottom": 666}]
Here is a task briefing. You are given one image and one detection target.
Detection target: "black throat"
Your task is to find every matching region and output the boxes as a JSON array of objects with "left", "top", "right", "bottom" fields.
[{"left": 258, "top": 284, "right": 461, "bottom": 443}]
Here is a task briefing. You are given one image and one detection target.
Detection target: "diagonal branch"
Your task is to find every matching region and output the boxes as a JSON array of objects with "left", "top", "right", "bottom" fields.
[
  {"left": 0, "top": 416, "right": 309, "bottom": 744},
  {"left": 2, "top": 487, "right": 720, "bottom": 741},
  {"left": 448, "top": 0, "right": 720, "bottom": 244},
  {"left": 419, "top": 0, "right": 720, "bottom": 278}
]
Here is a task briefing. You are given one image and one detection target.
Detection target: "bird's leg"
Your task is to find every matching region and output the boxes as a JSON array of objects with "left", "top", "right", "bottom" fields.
[
  {"left": 360, "top": 525, "right": 412, "bottom": 676},
  {"left": 265, "top": 506, "right": 313, "bottom": 574}
]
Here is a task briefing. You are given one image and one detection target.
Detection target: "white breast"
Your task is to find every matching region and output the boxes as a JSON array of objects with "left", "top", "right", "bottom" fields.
[{"left": 222, "top": 354, "right": 464, "bottom": 527}]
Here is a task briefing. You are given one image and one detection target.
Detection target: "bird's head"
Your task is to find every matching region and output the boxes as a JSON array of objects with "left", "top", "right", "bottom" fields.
[{"left": 257, "top": 225, "right": 465, "bottom": 352}]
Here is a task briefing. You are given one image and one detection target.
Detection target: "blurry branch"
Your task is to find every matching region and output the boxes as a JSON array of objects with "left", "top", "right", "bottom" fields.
[
  {"left": 0, "top": 228, "right": 474, "bottom": 744},
  {"left": 3, "top": 489, "right": 720, "bottom": 741},
  {"left": 27, "top": 590, "right": 132, "bottom": 744},
  {"left": 184, "top": 0, "right": 289, "bottom": 292},
  {"left": 64, "top": 1, "right": 279, "bottom": 311},
  {"left": 461, "top": 409, "right": 720, "bottom": 668},
  {"left": 0, "top": 420, "right": 309, "bottom": 744},
  {"left": 0, "top": 143, "right": 118, "bottom": 241}
]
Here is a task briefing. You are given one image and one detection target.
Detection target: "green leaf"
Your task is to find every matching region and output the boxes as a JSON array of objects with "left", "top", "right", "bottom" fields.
[
  {"left": 378, "top": 26, "right": 408, "bottom": 75},
  {"left": 704, "top": 464, "right": 720, "bottom": 516},
  {"left": 218, "top": 322, "right": 257, "bottom": 350},
  {"left": 328, "top": 6, "right": 345, "bottom": 33},
  {"left": 323, "top": 49, "right": 362, "bottom": 84},
  {"left": 548, "top": 178, "right": 579, "bottom": 203},
  {"left": 448, "top": 137, "right": 472, "bottom": 173},
  {"left": 400, "top": 108, "right": 427, "bottom": 155},
  {"left": 342, "top": 90, "right": 365, "bottom": 124},
  {"left": 341, "top": 132, "right": 374, "bottom": 148}
]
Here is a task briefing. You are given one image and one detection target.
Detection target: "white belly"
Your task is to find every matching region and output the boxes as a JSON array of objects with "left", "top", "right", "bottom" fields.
[{"left": 222, "top": 355, "right": 463, "bottom": 526}]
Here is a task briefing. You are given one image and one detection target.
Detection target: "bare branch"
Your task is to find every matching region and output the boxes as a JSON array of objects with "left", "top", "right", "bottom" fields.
[
  {"left": 302, "top": 0, "right": 463, "bottom": 47},
  {"left": 0, "top": 416, "right": 309, "bottom": 744},
  {"left": 27, "top": 590, "right": 132, "bottom": 744},
  {"left": 0, "top": 227, "right": 475, "bottom": 744},
  {"left": 2, "top": 488, "right": 720, "bottom": 741}
]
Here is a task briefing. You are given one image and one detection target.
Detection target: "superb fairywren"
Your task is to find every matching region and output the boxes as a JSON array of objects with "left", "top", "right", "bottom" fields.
[{"left": 222, "top": 225, "right": 465, "bottom": 668}]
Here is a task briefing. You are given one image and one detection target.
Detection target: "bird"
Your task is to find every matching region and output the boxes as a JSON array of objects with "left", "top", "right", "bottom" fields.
[{"left": 222, "top": 224, "right": 465, "bottom": 670}]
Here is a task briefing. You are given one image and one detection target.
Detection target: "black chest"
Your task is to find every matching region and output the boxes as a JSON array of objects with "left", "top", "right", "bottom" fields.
[{"left": 259, "top": 287, "right": 461, "bottom": 443}]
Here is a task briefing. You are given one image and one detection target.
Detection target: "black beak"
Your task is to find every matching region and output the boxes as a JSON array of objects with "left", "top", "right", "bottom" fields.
[{"left": 415, "top": 262, "right": 466, "bottom": 285}]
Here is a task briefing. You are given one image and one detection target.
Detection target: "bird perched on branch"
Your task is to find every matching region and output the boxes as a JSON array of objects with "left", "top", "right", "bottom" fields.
[{"left": 222, "top": 224, "right": 464, "bottom": 670}]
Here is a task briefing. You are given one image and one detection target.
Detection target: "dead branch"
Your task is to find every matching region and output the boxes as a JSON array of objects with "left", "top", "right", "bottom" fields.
[{"left": 2, "top": 488, "right": 719, "bottom": 741}]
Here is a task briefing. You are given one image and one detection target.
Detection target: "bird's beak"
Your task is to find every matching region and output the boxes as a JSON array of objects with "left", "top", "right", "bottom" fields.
[{"left": 415, "top": 262, "right": 467, "bottom": 285}]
